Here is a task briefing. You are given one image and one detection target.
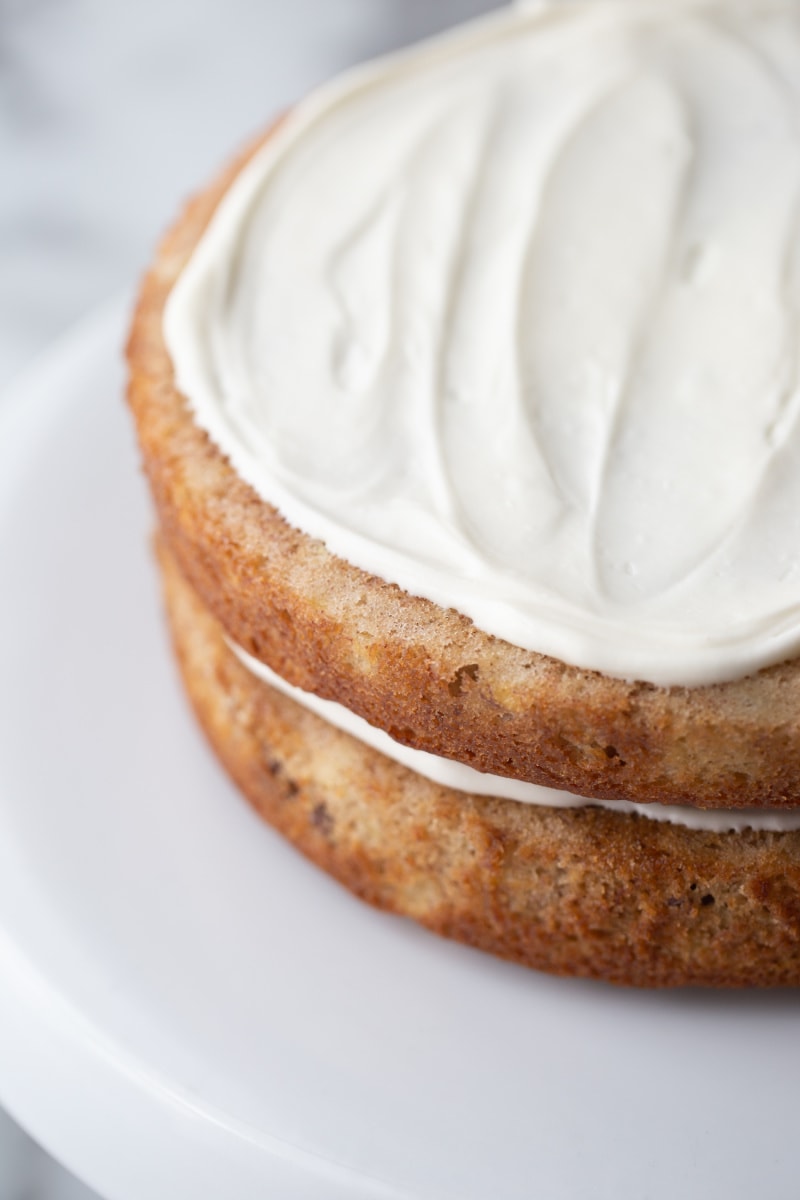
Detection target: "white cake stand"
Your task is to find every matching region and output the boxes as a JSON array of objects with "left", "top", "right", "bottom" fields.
[{"left": 0, "top": 297, "right": 798, "bottom": 1200}]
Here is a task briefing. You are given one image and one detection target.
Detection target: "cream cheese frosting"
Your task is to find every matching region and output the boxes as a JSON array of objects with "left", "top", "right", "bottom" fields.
[
  {"left": 229, "top": 638, "right": 800, "bottom": 834},
  {"left": 165, "top": 0, "right": 800, "bottom": 688}
]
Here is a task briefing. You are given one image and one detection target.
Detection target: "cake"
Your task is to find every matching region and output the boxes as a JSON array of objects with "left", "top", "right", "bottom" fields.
[{"left": 127, "top": 0, "right": 800, "bottom": 986}]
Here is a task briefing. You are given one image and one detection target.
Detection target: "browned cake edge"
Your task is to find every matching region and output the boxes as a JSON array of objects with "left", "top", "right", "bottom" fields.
[
  {"left": 126, "top": 127, "right": 800, "bottom": 811},
  {"left": 158, "top": 539, "right": 800, "bottom": 988}
]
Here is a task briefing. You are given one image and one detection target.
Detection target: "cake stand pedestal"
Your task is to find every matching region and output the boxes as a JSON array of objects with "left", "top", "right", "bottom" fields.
[{"left": 0, "top": 300, "right": 797, "bottom": 1200}]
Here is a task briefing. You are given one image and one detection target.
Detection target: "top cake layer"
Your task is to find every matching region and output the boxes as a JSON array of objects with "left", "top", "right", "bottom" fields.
[
  {"left": 164, "top": 0, "right": 800, "bottom": 688},
  {"left": 129, "top": 129, "right": 800, "bottom": 811}
]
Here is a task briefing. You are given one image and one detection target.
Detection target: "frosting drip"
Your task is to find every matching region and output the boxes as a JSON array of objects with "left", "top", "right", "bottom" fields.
[{"left": 166, "top": 0, "right": 800, "bottom": 687}]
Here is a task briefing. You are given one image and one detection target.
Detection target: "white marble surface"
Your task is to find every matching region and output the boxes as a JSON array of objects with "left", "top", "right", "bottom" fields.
[{"left": 0, "top": 0, "right": 500, "bottom": 1195}]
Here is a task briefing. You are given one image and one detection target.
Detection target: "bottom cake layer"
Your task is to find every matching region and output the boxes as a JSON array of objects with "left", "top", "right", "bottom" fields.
[{"left": 159, "top": 541, "right": 800, "bottom": 987}]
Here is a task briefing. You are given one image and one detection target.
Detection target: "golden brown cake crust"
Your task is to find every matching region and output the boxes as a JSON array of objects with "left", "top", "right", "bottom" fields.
[
  {"left": 127, "top": 128, "right": 800, "bottom": 812},
  {"left": 160, "top": 541, "right": 800, "bottom": 988}
]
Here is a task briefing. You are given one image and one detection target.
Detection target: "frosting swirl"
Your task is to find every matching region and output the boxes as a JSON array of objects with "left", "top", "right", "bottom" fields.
[{"left": 165, "top": 0, "right": 800, "bottom": 687}]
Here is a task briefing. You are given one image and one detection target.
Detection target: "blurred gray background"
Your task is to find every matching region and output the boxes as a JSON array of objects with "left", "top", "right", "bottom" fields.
[{"left": 0, "top": 0, "right": 500, "bottom": 1194}]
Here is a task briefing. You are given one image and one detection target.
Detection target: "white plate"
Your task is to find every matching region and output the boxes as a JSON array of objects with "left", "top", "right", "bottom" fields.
[{"left": 0, "top": 299, "right": 799, "bottom": 1200}]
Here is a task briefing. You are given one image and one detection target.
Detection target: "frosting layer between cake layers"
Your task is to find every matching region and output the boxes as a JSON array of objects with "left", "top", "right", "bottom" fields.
[
  {"left": 229, "top": 639, "right": 800, "bottom": 833},
  {"left": 166, "top": 0, "right": 800, "bottom": 688}
]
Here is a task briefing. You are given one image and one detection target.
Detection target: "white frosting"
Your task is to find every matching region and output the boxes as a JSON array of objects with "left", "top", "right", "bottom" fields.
[
  {"left": 165, "top": 0, "right": 800, "bottom": 688},
  {"left": 229, "top": 639, "right": 800, "bottom": 834}
]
